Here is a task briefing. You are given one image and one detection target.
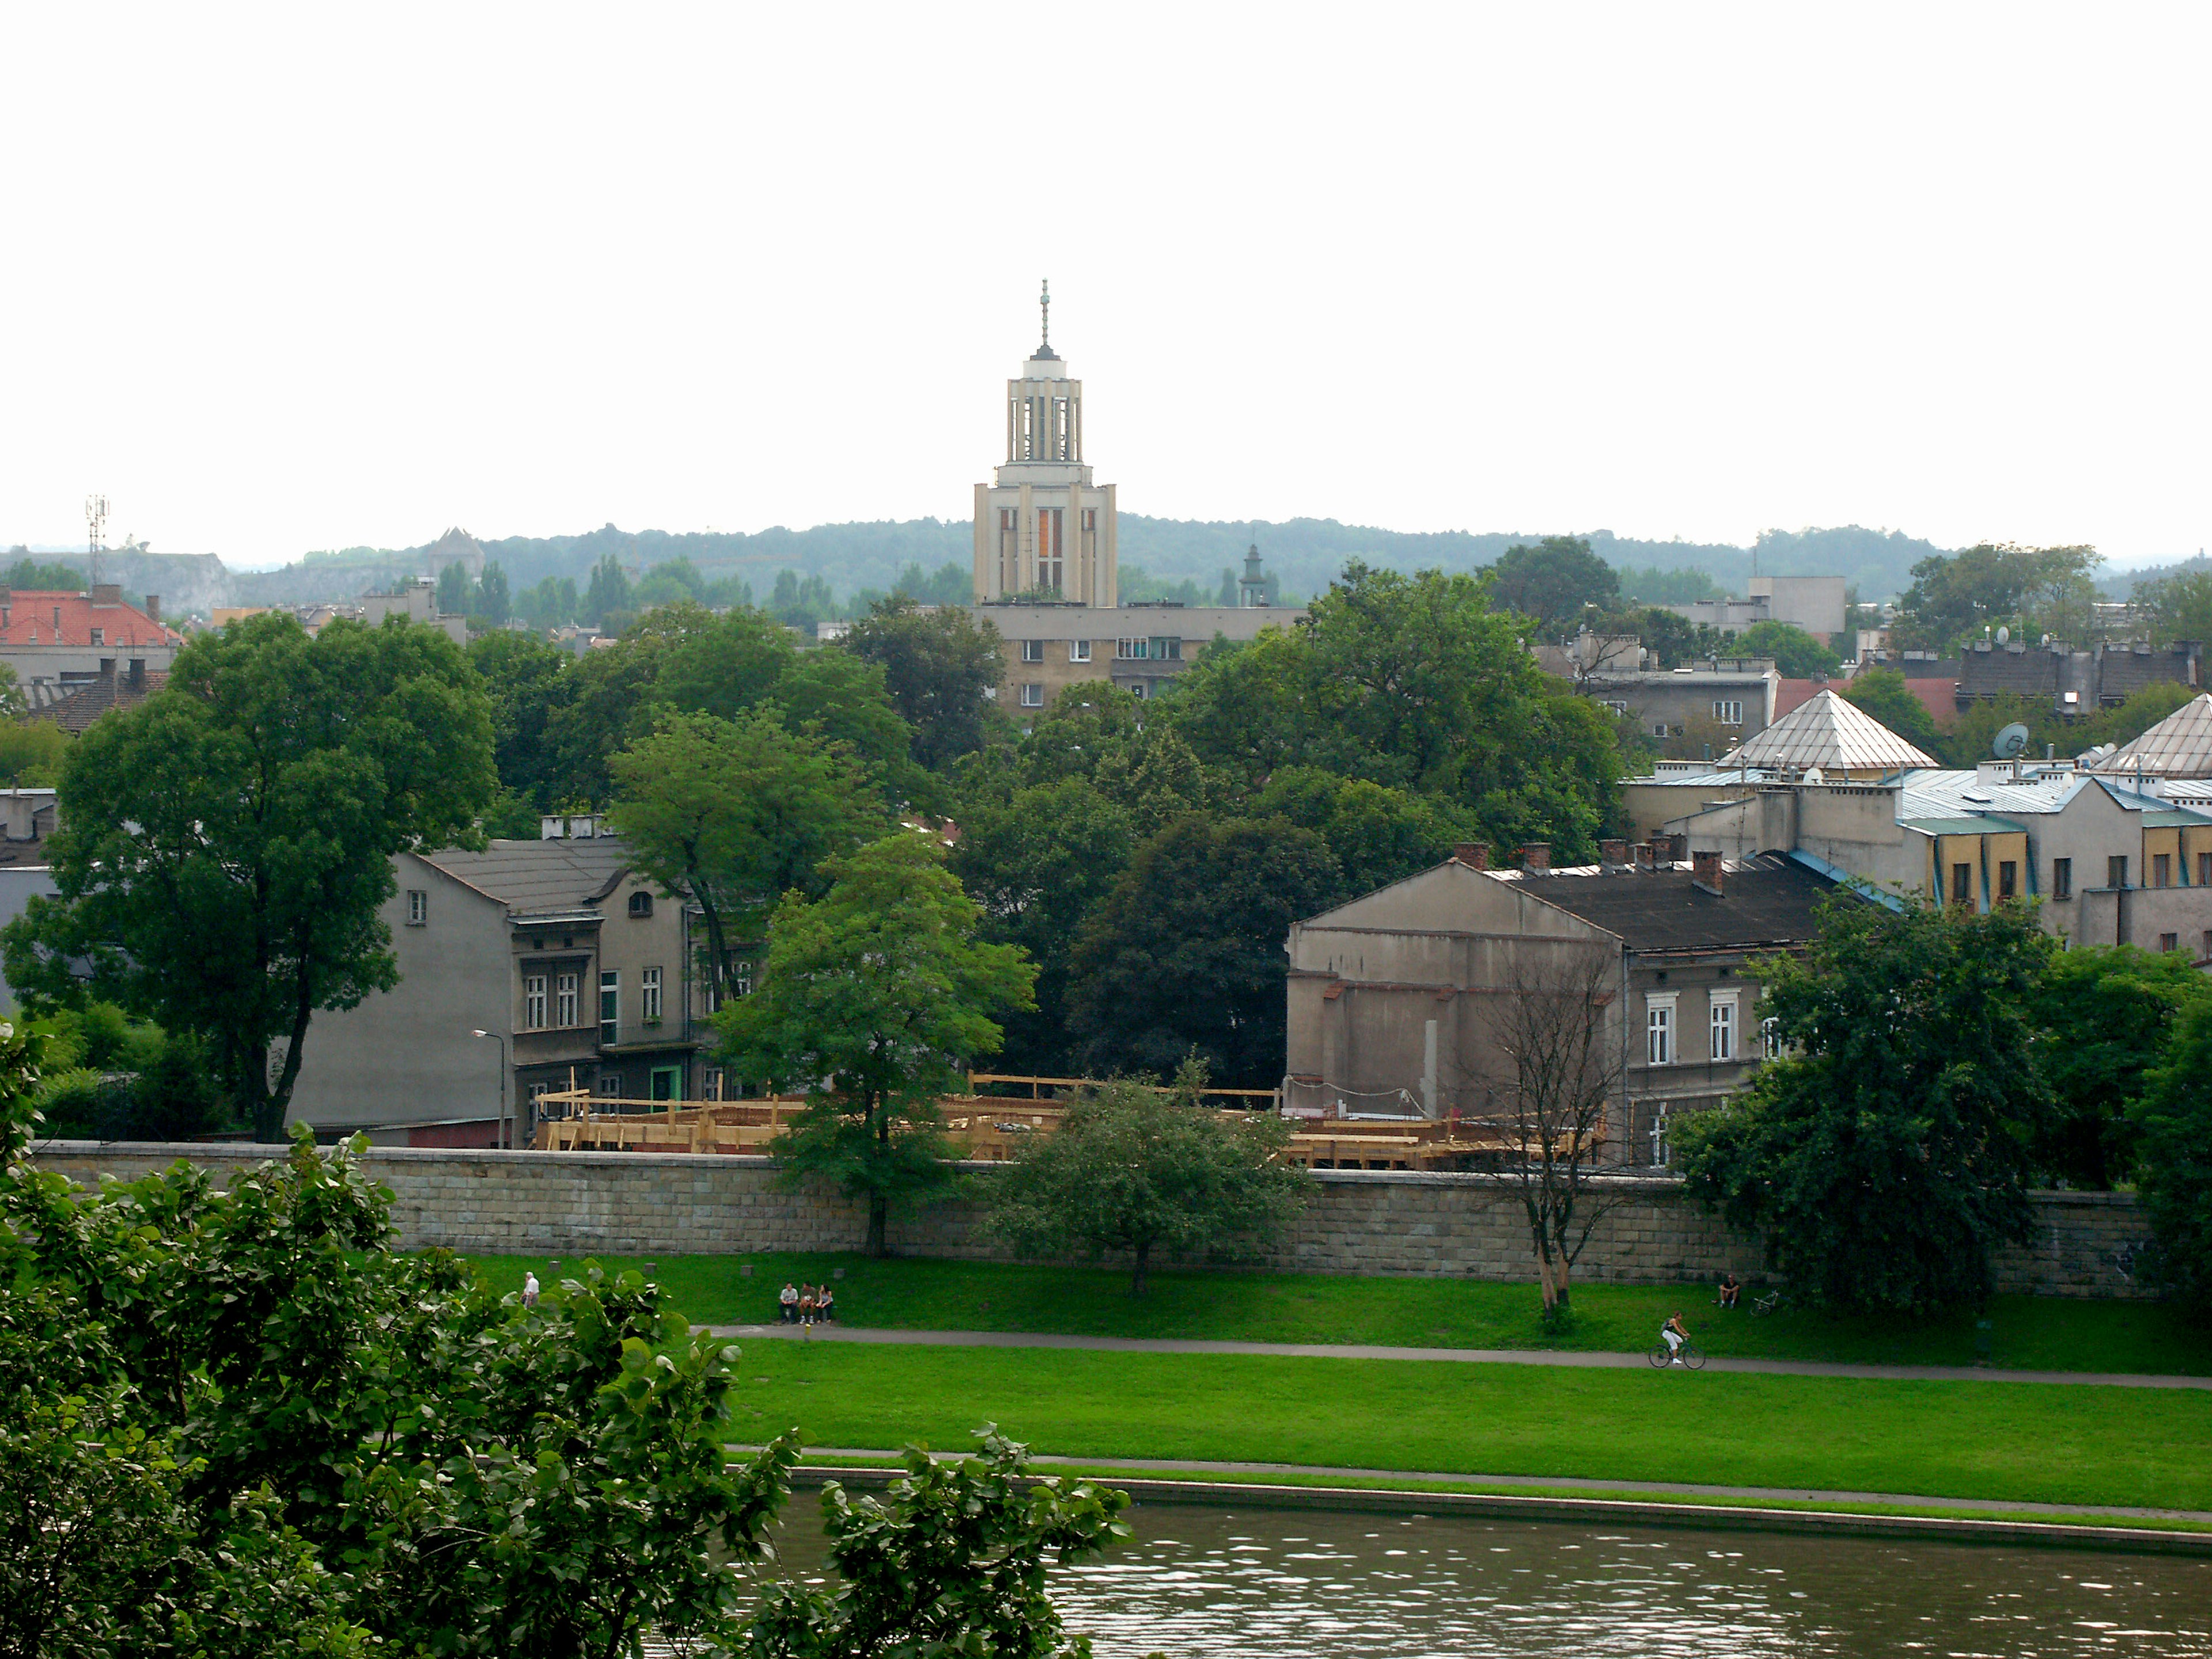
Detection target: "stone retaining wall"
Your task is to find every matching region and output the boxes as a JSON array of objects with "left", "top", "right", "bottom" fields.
[{"left": 26, "top": 1143, "right": 2156, "bottom": 1298}]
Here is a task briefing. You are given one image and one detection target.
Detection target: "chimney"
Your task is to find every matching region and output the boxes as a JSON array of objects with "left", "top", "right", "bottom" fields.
[
  {"left": 1520, "top": 842, "right": 1551, "bottom": 873},
  {"left": 98, "top": 657, "right": 115, "bottom": 679},
  {"left": 1659, "top": 832, "right": 1689, "bottom": 864},
  {"left": 144, "top": 594, "right": 161, "bottom": 622},
  {"left": 1600, "top": 838, "right": 1631, "bottom": 866},
  {"left": 1454, "top": 842, "right": 1490, "bottom": 870},
  {"left": 128, "top": 658, "right": 145, "bottom": 688},
  {"left": 1634, "top": 842, "right": 1657, "bottom": 872},
  {"left": 91, "top": 584, "right": 122, "bottom": 607},
  {"left": 1692, "top": 849, "right": 1724, "bottom": 895}
]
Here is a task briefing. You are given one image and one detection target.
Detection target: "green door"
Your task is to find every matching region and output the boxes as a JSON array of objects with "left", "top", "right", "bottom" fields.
[{"left": 650, "top": 1066, "right": 681, "bottom": 1103}]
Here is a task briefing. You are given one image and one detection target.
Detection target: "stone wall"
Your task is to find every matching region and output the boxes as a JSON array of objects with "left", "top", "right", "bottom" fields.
[{"left": 26, "top": 1143, "right": 2156, "bottom": 1298}]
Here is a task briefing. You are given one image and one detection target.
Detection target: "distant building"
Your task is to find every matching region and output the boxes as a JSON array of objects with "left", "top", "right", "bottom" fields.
[
  {"left": 1954, "top": 639, "right": 2200, "bottom": 715},
  {"left": 0, "top": 789, "right": 59, "bottom": 1011},
  {"left": 1573, "top": 658, "right": 1782, "bottom": 760},
  {"left": 359, "top": 579, "right": 468, "bottom": 646},
  {"left": 0, "top": 585, "right": 183, "bottom": 691},
  {"left": 22, "top": 660, "right": 168, "bottom": 733},
  {"left": 1660, "top": 576, "right": 1847, "bottom": 641},
  {"left": 987, "top": 601, "right": 1296, "bottom": 713}
]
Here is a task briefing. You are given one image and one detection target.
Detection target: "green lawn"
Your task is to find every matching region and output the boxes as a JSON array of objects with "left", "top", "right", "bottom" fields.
[
  {"left": 713, "top": 1342, "right": 2212, "bottom": 1514},
  {"left": 460, "top": 1251, "right": 2212, "bottom": 1377}
]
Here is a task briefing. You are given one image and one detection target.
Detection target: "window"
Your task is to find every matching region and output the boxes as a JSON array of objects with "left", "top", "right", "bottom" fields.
[
  {"left": 2052, "top": 858, "right": 2072, "bottom": 899},
  {"left": 1710, "top": 995, "right": 1737, "bottom": 1062},
  {"left": 2200, "top": 851, "right": 2211, "bottom": 887},
  {"left": 405, "top": 889, "right": 427, "bottom": 926},
  {"left": 2154, "top": 853, "right": 2172, "bottom": 888},
  {"left": 89, "top": 627, "right": 104, "bottom": 647},
  {"left": 704, "top": 1067, "right": 725, "bottom": 1102},
  {"left": 641, "top": 965, "right": 663, "bottom": 1022},
  {"left": 1998, "top": 861, "right": 2017, "bottom": 902},
  {"left": 1652, "top": 722, "right": 1670, "bottom": 738},
  {"left": 1069, "top": 639, "right": 1090, "bottom": 662},
  {"left": 1018, "top": 683, "right": 1044, "bottom": 708},
  {"left": 2109, "top": 855, "right": 2130, "bottom": 889},
  {"left": 1646, "top": 994, "right": 1676, "bottom": 1066},
  {"left": 1951, "top": 862, "right": 1975, "bottom": 908},
  {"left": 1761, "top": 1015, "right": 1782, "bottom": 1059},
  {"left": 1712, "top": 699, "right": 1744, "bottom": 726},
  {"left": 1116, "top": 638, "right": 1149, "bottom": 660},
  {"left": 998, "top": 507, "right": 1017, "bottom": 593},
  {"left": 1150, "top": 637, "right": 1183, "bottom": 661},
  {"left": 628, "top": 890, "right": 653, "bottom": 918},
  {"left": 1021, "top": 639, "right": 1044, "bottom": 663},
  {"left": 2160, "top": 932, "right": 2180, "bottom": 953},
  {"left": 1601, "top": 699, "right": 1628, "bottom": 715},
  {"left": 1128, "top": 681, "right": 1147, "bottom": 700},
  {"left": 555, "top": 971, "right": 579, "bottom": 1028},
  {"left": 524, "top": 974, "right": 547, "bottom": 1030},
  {"left": 595, "top": 1073, "right": 622, "bottom": 1101},
  {"left": 600, "top": 971, "right": 619, "bottom": 1045},
  {"left": 1649, "top": 1101, "right": 1671, "bottom": 1167},
  {"left": 1037, "top": 506, "right": 1063, "bottom": 594},
  {"left": 733, "top": 960, "right": 753, "bottom": 997}
]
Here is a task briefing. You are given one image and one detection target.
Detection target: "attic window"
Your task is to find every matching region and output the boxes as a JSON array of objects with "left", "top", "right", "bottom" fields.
[{"left": 628, "top": 891, "right": 653, "bottom": 918}]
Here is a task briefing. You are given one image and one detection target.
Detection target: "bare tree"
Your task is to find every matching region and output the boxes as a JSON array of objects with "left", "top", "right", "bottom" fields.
[{"left": 1478, "top": 945, "right": 1627, "bottom": 1319}]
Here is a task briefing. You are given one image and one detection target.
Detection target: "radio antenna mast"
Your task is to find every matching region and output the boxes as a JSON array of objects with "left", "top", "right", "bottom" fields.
[{"left": 85, "top": 495, "right": 109, "bottom": 592}]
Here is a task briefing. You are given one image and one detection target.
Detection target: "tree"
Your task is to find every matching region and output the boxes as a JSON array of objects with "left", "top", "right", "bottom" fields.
[
  {"left": 842, "top": 596, "right": 1005, "bottom": 770},
  {"left": 468, "top": 627, "right": 575, "bottom": 809},
  {"left": 1839, "top": 665, "right": 1942, "bottom": 751},
  {"left": 609, "top": 710, "right": 885, "bottom": 1007},
  {"left": 1251, "top": 767, "right": 1474, "bottom": 900},
  {"left": 1488, "top": 536, "right": 1619, "bottom": 627},
  {"left": 0, "top": 613, "right": 497, "bottom": 1139},
  {"left": 1066, "top": 814, "right": 1339, "bottom": 1088},
  {"left": 476, "top": 558, "right": 511, "bottom": 625},
  {"left": 2138, "top": 568, "right": 2212, "bottom": 649},
  {"left": 2024, "top": 945, "right": 2210, "bottom": 1190},
  {"left": 435, "top": 559, "right": 472, "bottom": 617},
  {"left": 2130, "top": 1000, "right": 2212, "bottom": 1313},
  {"left": 0, "top": 718, "right": 68, "bottom": 786},
  {"left": 718, "top": 835, "right": 1036, "bottom": 1256},
  {"left": 1893, "top": 543, "right": 2101, "bottom": 652},
  {"left": 1736, "top": 620, "right": 1841, "bottom": 679},
  {"left": 1675, "top": 894, "right": 2053, "bottom": 1313},
  {"left": 984, "top": 1066, "right": 1308, "bottom": 1294},
  {"left": 582, "top": 552, "right": 631, "bottom": 627},
  {"left": 1473, "top": 946, "right": 1627, "bottom": 1319}
]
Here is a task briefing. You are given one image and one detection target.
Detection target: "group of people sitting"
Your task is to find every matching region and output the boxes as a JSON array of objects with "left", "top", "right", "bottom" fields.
[{"left": 776, "top": 1280, "right": 836, "bottom": 1325}]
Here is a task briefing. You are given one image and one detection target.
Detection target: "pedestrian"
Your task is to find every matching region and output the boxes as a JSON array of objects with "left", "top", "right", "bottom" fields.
[
  {"left": 522, "top": 1272, "right": 540, "bottom": 1310},
  {"left": 779, "top": 1281, "right": 800, "bottom": 1324}
]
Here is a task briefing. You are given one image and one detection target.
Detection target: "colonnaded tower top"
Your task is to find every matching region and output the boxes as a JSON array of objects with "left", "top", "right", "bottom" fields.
[{"left": 972, "top": 279, "right": 1119, "bottom": 607}]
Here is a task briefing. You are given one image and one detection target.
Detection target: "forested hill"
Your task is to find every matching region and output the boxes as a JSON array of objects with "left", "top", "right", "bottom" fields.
[{"left": 217, "top": 517, "right": 1953, "bottom": 612}]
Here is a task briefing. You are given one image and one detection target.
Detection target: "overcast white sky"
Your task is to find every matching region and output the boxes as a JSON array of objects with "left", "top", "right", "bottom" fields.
[{"left": 3, "top": 5, "right": 2207, "bottom": 571}]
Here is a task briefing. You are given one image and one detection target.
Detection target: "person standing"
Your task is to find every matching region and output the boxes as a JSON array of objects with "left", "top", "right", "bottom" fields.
[{"left": 522, "top": 1272, "right": 540, "bottom": 1310}]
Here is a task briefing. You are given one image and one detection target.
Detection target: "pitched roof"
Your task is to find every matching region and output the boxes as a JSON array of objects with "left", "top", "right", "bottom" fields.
[
  {"left": 23, "top": 668, "right": 169, "bottom": 733},
  {"left": 1721, "top": 688, "right": 1937, "bottom": 773},
  {"left": 420, "top": 838, "right": 633, "bottom": 916},
  {"left": 1501, "top": 853, "right": 1842, "bottom": 955},
  {"left": 0, "top": 589, "right": 181, "bottom": 651},
  {"left": 2084, "top": 693, "right": 2212, "bottom": 779}
]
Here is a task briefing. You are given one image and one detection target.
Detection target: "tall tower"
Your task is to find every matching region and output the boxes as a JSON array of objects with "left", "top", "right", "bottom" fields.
[{"left": 972, "top": 281, "right": 1118, "bottom": 607}]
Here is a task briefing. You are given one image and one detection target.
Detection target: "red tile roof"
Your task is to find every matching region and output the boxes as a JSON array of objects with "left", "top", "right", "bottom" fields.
[{"left": 0, "top": 590, "right": 181, "bottom": 650}]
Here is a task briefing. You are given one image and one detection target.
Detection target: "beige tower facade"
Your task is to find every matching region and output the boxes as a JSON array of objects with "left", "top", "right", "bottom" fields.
[{"left": 972, "top": 284, "right": 1118, "bottom": 607}]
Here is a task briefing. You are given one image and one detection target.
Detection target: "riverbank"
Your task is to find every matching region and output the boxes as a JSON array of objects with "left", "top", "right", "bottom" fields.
[{"left": 462, "top": 1251, "right": 2212, "bottom": 1376}]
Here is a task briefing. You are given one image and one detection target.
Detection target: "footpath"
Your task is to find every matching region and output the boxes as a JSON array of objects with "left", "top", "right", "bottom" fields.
[{"left": 706, "top": 1320, "right": 2212, "bottom": 1391}]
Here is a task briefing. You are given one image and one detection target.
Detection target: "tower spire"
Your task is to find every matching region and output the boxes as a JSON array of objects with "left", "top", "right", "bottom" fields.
[{"left": 1039, "top": 278, "right": 1051, "bottom": 354}]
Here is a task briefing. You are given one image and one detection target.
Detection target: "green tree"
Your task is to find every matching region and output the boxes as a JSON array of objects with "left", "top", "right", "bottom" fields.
[
  {"left": 1839, "top": 665, "right": 1942, "bottom": 752},
  {"left": 984, "top": 1066, "right": 1309, "bottom": 1294},
  {"left": 841, "top": 596, "right": 1005, "bottom": 770},
  {"left": 1736, "top": 620, "right": 1841, "bottom": 679},
  {"left": 719, "top": 835, "right": 1036, "bottom": 1256},
  {"left": 2027, "top": 945, "right": 2211, "bottom": 1189},
  {"left": 1675, "top": 895, "right": 2054, "bottom": 1313},
  {"left": 1893, "top": 543, "right": 2101, "bottom": 652},
  {"left": 2137, "top": 568, "right": 2212, "bottom": 648},
  {"left": 476, "top": 558, "right": 510, "bottom": 625},
  {"left": 0, "top": 614, "right": 496, "bottom": 1139},
  {"left": 1066, "top": 814, "right": 1339, "bottom": 1088},
  {"left": 467, "top": 627, "right": 575, "bottom": 809},
  {"left": 609, "top": 710, "right": 885, "bottom": 1007},
  {"left": 582, "top": 552, "right": 631, "bottom": 626},
  {"left": 1251, "top": 767, "right": 1473, "bottom": 900},
  {"left": 0, "top": 718, "right": 68, "bottom": 786},
  {"left": 2131, "top": 1000, "right": 2212, "bottom": 1313},
  {"left": 1487, "top": 535, "right": 1619, "bottom": 627},
  {"left": 435, "top": 559, "right": 472, "bottom": 617},
  {"left": 767, "top": 569, "right": 842, "bottom": 632}
]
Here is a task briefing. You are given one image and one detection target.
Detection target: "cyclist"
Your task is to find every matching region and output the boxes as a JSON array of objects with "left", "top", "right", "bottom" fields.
[{"left": 1661, "top": 1310, "right": 1691, "bottom": 1365}]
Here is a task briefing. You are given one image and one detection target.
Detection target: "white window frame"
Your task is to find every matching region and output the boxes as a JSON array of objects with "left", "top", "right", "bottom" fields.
[
  {"left": 1116, "top": 638, "right": 1149, "bottom": 660},
  {"left": 1710, "top": 990, "right": 1738, "bottom": 1062},
  {"left": 1020, "top": 639, "right": 1044, "bottom": 663},
  {"left": 1652, "top": 721, "right": 1670, "bottom": 738},
  {"left": 641, "top": 965, "right": 663, "bottom": 1022},
  {"left": 1646, "top": 991, "right": 1677, "bottom": 1066},
  {"left": 555, "top": 971, "right": 579, "bottom": 1028},
  {"left": 1762, "top": 1015, "right": 1782, "bottom": 1059},
  {"left": 524, "top": 973, "right": 547, "bottom": 1031},
  {"left": 1713, "top": 699, "right": 1744, "bottom": 726},
  {"left": 406, "top": 889, "right": 428, "bottom": 926},
  {"left": 1069, "top": 639, "right": 1091, "bottom": 662},
  {"left": 1018, "top": 682, "right": 1044, "bottom": 708},
  {"left": 733, "top": 959, "right": 753, "bottom": 997},
  {"left": 1601, "top": 699, "right": 1628, "bottom": 715},
  {"left": 600, "top": 971, "right": 619, "bottom": 1046}
]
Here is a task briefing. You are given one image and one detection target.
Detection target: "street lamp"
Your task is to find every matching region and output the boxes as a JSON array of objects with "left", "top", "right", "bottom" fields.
[{"left": 471, "top": 1029, "right": 509, "bottom": 1149}]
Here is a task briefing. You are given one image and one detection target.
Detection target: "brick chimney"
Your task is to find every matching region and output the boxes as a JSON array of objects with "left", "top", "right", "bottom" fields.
[
  {"left": 91, "top": 584, "right": 122, "bottom": 607},
  {"left": 144, "top": 594, "right": 161, "bottom": 622},
  {"left": 1520, "top": 842, "right": 1551, "bottom": 873},
  {"left": 1600, "top": 838, "right": 1631, "bottom": 866},
  {"left": 1634, "top": 842, "right": 1657, "bottom": 872},
  {"left": 1692, "top": 849, "right": 1724, "bottom": 895},
  {"left": 1658, "top": 832, "right": 1689, "bottom": 864},
  {"left": 1454, "top": 843, "right": 1490, "bottom": 870}
]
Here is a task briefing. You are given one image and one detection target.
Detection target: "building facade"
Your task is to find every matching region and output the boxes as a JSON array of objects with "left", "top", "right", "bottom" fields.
[
  {"left": 0, "top": 585, "right": 182, "bottom": 691},
  {"left": 987, "top": 601, "right": 1300, "bottom": 713}
]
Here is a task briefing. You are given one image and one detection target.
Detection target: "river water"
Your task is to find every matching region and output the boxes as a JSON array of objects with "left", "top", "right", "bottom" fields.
[{"left": 767, "top": 1501, "right": 2212, "bottom": 1657}]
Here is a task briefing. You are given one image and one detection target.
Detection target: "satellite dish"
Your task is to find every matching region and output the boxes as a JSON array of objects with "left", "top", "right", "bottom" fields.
[
  {"left": 1803, "top": 766, "right": 1827, "bottom": 785},
  {"left": 1993, "top": 722, "right": 2031, "bottom": 760},
  {"left": 1995, "top": 626, "right": 2010, "bottom": 645}
]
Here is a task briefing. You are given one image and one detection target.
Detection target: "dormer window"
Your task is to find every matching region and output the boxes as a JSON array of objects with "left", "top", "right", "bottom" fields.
[
  {"left": 89, "top": 628, "right": 103, "bottom": 647},
  {"left": 628, "top": 891, "right": 653, "bottom": 918}
]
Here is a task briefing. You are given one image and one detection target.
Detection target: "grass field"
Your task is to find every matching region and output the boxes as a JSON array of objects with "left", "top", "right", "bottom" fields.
[
  {"left": 460, "top": 1252, "right": 2212, "bottom": 1376},
  {"left": 707, "top": 1342, "right": 2212, "bottom": 1514}
]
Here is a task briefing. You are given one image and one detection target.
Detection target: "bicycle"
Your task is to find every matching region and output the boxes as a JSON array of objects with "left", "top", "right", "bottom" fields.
[{"left": 1647, "top": 1340, "right": 1705, "bottom": 1370}]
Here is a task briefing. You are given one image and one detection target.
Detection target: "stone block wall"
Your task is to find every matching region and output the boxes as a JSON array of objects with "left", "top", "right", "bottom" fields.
[{"left": 26, "top": 1143, "right": 2157, "bottom": 1298}]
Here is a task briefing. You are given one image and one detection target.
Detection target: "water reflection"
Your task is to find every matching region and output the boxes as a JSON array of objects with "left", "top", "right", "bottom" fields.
[{"left": 771, "top": 1502, "right": 2212, "bottom": 1657}]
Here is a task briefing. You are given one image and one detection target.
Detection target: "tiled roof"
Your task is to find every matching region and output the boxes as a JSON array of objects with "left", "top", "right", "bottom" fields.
[
  {"left": 23, "top": 669, "right": 169, "bottom": 733},
  {"left": 0, "top": 590, "right": 180, "bottom": 650},
  {"left": 2085, "top": 693, "right": 2212, "bottom": 779},
  {"left": 421, "top": 838, "right": 634, "bottom": 915},
  {"left": 1721, "top": 689, "right": 1937, "bottom": 773}
]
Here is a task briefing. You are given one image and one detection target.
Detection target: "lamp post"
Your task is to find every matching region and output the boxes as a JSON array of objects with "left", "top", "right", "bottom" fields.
[{"left": 471, "top": 1029, "right": 509, "bottom": 1149}]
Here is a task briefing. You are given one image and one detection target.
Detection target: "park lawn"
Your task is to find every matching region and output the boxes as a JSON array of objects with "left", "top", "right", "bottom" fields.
[
  {"left": 460, "top": 1251, "right": 2212, "bottom": 1377},
  {"left": 717, "top": 1341, "right": 2212, "bottom": 1514}
]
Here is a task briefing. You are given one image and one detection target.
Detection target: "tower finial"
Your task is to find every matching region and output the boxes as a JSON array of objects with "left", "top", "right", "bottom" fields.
[{"left": 1039, "top": 278, "right": 1051, "bottom": 352}]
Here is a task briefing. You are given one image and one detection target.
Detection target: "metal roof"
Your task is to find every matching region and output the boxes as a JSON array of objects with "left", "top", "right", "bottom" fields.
[
  {"left": 1721, "top": 690, "right": 1937, "bottom": 773},
  {"left": 1899, "top": 768, "right": 2090, "bottom": 819},
  {"left": 1902, "top": 816, "right": 2029, "bottom": 835},
  {"left": 2085, "top": 693, "right": 2212, "bottom": 779}
]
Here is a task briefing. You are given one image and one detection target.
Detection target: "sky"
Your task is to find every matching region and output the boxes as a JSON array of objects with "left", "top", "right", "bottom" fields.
[{"left": 2, "top": 5, "right": 2207, "bottom": 573}]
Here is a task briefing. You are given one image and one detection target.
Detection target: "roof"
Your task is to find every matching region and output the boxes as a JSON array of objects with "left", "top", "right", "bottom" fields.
[
  {"left": 0, "top": 589, "right": 180, "bottom": 651},
  {"left": 1498, "top": 854, "right": 1842, "bottom": 955},
  {"left": 1721, "top": 688, "right": 1937, "bottom": 772},
  {"left": 1899, "top": 767, "right": 2090, "bottom": 819},
  {"left": 420, "top": 838, "right": 634, "bottom": 915},
  {"left": 23, "top": 668, "right": 169, "bottom": 733},
  {"left": 2085, "top": 693, "right": 2212, "bottom": 779},
  {"left": 1902, "top": 815, "right": 2029, "bottom": 836}
]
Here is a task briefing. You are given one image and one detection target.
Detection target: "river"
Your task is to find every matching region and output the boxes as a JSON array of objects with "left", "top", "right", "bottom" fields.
[{"left": 767, "top": 1500, "right": 2212, "bottom": 1657}]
